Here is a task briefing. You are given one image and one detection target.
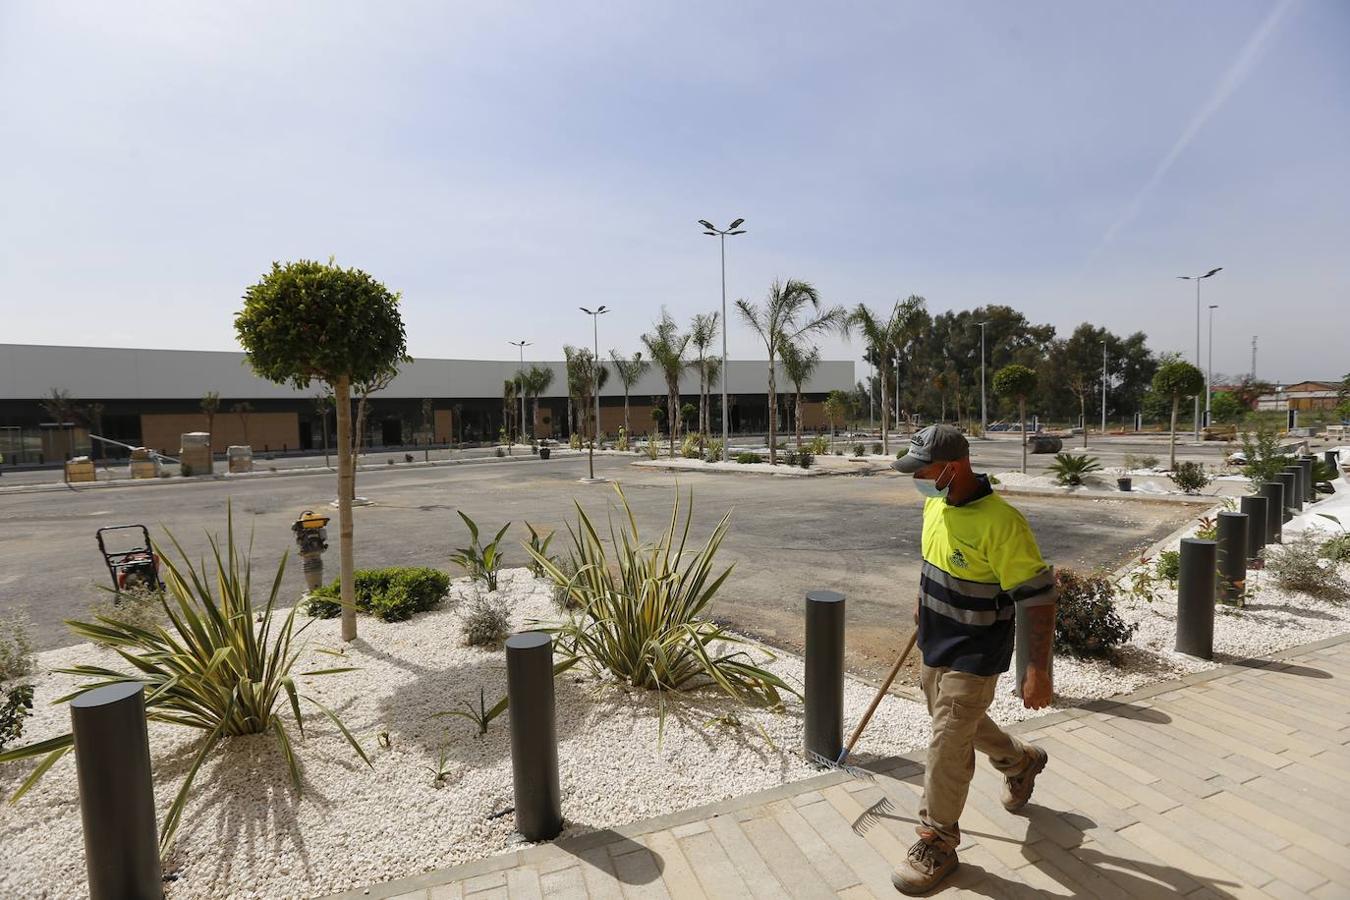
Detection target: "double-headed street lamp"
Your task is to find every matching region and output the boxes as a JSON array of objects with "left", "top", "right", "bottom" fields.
[
  {"left": 508, "top": 339, "right": 531, "bottom": 440},
  {"left": 1177, "top": 267, "right": 1221, "bottom": 439},
  {"left": 699, "top": 218, "right": 746, "bottom": 461},
  {"left": 579, "top": 306, "right": 609, "bottom": 481}
]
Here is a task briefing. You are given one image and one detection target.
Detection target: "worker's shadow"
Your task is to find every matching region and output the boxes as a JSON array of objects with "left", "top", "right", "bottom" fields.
[{"left": 854, "top": 787, "right": 1241, "bottom": 898}]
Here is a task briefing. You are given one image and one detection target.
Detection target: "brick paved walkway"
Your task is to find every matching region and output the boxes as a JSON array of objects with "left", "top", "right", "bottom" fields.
[{"left": 333, "top": 634, "right": 1350, "bottom": 899}]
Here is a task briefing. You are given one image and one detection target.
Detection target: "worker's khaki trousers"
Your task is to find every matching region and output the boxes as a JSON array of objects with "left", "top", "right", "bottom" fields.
[{"left": 917, "top": 663, "right": 1031, "bottom": 851}]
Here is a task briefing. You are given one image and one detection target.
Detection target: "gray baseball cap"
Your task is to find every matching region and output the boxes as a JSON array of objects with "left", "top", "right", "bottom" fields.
[{"left": 892, "top": 424, "right": 970, "bottom": 473}]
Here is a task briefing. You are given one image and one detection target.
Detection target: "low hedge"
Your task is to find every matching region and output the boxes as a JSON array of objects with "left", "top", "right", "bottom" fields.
[{"left": 306, "top": 567, "right": 450, "bottom": 622}]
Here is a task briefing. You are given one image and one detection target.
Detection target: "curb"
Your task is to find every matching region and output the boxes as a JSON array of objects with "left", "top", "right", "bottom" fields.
[{"left": 992, "top": 483, "right": 1217, "bottom": 506}]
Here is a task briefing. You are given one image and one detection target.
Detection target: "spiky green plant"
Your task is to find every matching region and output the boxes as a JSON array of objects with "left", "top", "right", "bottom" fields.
[
  {"left": 527, "top": 486, "right": 795, "bottom": 710},
  {"left": 523, "top": 523, "right": 555, "bottom": 577},
  {"left": 0, "top": 510, "right": 370, "bottom": 849},
  {"left": 1049, "top": 452, "right": 1102, "bottom": 486},
  {"left": 451, "top": 511, "right": 510, "bottom": 591}
]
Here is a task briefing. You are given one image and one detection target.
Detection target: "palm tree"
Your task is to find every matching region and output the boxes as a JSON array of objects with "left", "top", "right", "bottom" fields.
[
  {"left": 689, "top": 312, "right": 720, "bottom": 452},
  {"left": 737, "top": 279, "right": 848, "bottom": 465},
  {"left": 641, "top": 310, "right": 690, "bottom": 458},
  {"left": 609, "top": 350, "right": 649, "bottom": 437},
  {"left": 200, "top": 391, "right": 220, "bottom": 437},
  {"left": 780, "top": 338, "right": 821, "bottom": 448},
  {"left": 848, "top": 296, "right": 926, "bottom": 455},
  {"left": 518, "top": 365, "right": 555, "bottom": 439}
]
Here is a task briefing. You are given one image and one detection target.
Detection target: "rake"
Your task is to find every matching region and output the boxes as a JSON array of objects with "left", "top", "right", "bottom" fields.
[{"left": 806, "top": 630, "right": 919, "bottom": 779}]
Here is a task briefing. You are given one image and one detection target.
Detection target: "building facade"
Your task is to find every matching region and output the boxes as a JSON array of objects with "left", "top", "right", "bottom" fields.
[{"left": 0, "top": 344, "right": 855, "bottom": 464}]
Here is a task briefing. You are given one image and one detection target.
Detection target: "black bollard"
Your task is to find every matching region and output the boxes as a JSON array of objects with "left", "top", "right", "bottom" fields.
[
  {"left": 804, "top": 590, "right": 845, "bottom": 762},
  {"left": 1298, "top": 456, "right": 1314, "bottom": 502},
  {"left": 1216, "top": 512, "right": 1248, "bottom": 605},
  {"left": 1176, "top": 538, "right": 1216, "bottom": 659},
  {"left": 70, "top": 683, "right": 163, "bottom": 900},
  {"left": 1260, "top": 481, "right": 1284, "bottom": 544},
  {"left": 1277, "top": 470, "right": 1298, "bottom": 522},
  {"left": 1240, "top": 495, "right": 1267, "bottom": 561},
  {"left": 505, "top": 632, "right": 562, "bottom": 841},
  {"left": 1326, "top": 450, "right": 1340, "bottom": 472},
  {"left": 1284, "top": 465, "right": 1305, "bottom": 510}
]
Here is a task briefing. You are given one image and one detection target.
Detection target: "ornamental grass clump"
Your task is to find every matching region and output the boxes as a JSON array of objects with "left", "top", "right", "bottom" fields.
[
  {"left": 1263, "top": 534, "right": 1350, "bottom": 602},
  {"left": 0, "top": 511, "right": 370, "bottom": 848},
  {"left": 528, "top": 486, "right": 794, "bottom": 709}
]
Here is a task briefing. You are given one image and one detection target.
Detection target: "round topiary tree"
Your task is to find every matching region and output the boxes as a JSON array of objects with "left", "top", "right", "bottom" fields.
[
  {"left": 235, "top": 259, "right": 408, "bottom": 642},
  {"left": 993, "top": 364, "right": 1037, "bottom": 473},
  {"left": 1151, "top": 360, "right": 1205, "bottom": 471}
]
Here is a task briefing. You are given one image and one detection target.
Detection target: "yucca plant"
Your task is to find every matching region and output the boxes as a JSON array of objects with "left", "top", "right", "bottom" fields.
[
  {"left": 527, "top": 486, "right": 795, "bottom": 711},
  {"left": 1049, "top": 452, "right": 1102, "bottom": 486},
  {"left": 524, "top": 522, "right": 555, "bottom": 577},
  {"left": 0, "top": 510, "right": 370, "bottom": 849},
  {"left": 451, "top": 511, "right": 510, "bottom": 591}
]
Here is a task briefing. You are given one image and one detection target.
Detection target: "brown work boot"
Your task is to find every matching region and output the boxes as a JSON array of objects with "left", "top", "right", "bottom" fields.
[
  {"left": 1002, "top": 745, "right": 1048, "bottom": 812},
  {"left": 891, "top": 837, "right": 958, "bottom": 895}
]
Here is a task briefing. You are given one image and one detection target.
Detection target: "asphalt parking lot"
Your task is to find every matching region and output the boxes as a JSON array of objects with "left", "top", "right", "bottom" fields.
[{"left": 0, "top": 436, "right": 1205, "bottom": 681}]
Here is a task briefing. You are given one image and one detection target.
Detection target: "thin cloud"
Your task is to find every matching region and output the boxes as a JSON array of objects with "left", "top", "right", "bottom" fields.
[{"left": 1087, "top": 0, "right": 1296, "bottom": 263}]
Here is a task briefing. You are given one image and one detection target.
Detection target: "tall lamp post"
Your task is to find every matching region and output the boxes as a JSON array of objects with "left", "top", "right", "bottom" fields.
[
  {"left": 1206, "top": 304, "right": 1218, "bottom": 428},
  {"left": 579, "top": 306, "right": 609, "bottom": 481},
  {"left": 1177, "top": 267, "right": 1222, "bottom": 439},
  {"left": 699, "top": 218, "right": 746, "bottom": 461},
  {"left": 1100, "top": 340, "right": 1108, "bottom": 437},
  {"left": 978, "top": 321, "right": 988, "bottom": 436},
  {"left": 508, "top": 339, "right": 531, "bottom": 441}
]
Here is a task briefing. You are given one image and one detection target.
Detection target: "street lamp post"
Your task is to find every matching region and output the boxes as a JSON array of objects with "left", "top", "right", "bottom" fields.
[
  {"left": 579, "top": 306, "right": 609, "bottom": 481},
  {"left": 1100, "top": 340, "right": 1108, "bottom": 437},
  {"left": 1177, "top": 267, "right": 1222, "bottom": 440},
  {"left": 1206, "top": 304, "right": 1218, "bottom": 428},
  {"left": 699, "top": 219, "right": 746, "bottom": 461},
  {"left": 978, "top": 321, "right": 987, "bottom": 436},
  {"left": 508, "top": 340, "right": 531, "bottom": 441}
]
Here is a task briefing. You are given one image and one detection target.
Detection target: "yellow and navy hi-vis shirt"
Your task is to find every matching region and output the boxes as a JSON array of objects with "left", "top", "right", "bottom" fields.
[{"left": 918, "top": 475, "right": 1057, "bottom": 676}]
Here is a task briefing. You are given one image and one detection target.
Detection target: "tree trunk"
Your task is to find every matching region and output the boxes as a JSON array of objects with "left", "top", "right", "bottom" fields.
[
  {"left": 622, "top": 389, "right": 630, "bottom": 438},
  {"left": 321, "top": 409, "right": 329, "bottom": 468},
  {"left": 533, "top": 396, "right": 541, "bottom": 440},
  {"left": 1081, "top": 393, "right": 1088, "bottom": 448},
  {"left": 1019, "top": 397, "right": 1027, "bottom": 474},
  {"left": 699, "top": 360, "right": 707, "bottom": 455},
  {"left": 795, "top": 388, "right": 803, "bottom": 448},
  {"left": 668, "top": 383, "right": 678, "bottom": 458},
  {"left": 1169, "top": 396, "right": 1179, "bottom": 470},
  {"left": 352, "top": 395, "right": 369, "bottom": 499},
  {"left": 880, "top": 364, "right": 891, "bottom": 456},
  {"left": 767, "top": 361, "right": 778, "bottom": 465},
  {"left": 334, "top": 376, "right": 357, "bottom": 642}
]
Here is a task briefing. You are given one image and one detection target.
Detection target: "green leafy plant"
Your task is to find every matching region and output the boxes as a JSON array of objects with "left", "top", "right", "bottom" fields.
[
  {"left": 527, "top": 486, "right": 795, "bottom": 714},
  {"left": 705, "top": 438, "right": 724, "bottom": 462},
  {"left": 1151, "top": 359, "right": 1205, "bottom": 471},
  {"left": 1263, "top": 535, "right": 1350, "bottom": 601},
  {"left": 0, "top": 684, "right": 34, "bottom": 752},
  {"left": 451, "top": 512, "right": 510, "bottom": 591},
  {"left": 1239, "top": 421, "right": 1289, "bottom": 491},
  {"left": 1193, "top": 515, "right": 1218, "bottom": 541},
  {"left": 798, "top": 451, "right": 814, "bottom": 469},
  {"left": 1155, "top": 549, "right": 1181, "bottom": 583},
  {"left": 1321, "top": 534, "right": 1350, "bottom": 563},
  {"left": 87, "top": 587, "right": 167, "bottom": 639},
  {"left": 461, "top": 594, "right": 511, "bottom": 647},
  {"left": 434, "top": 686, "right": 507, "bottom": 737},
  {"left": 0, "top": 614, "right": 35, "bottom": 685},
  {"left": 809, "top": 435, "right": 830, "bottom": 455},
  {"left": 783, "top": 449, "right": 799, "bottom": 467},
  {"left": 0, "top": 512, "right": 370, "bottom": 848},
  {"left": 871, "top": 442, "right": 882, "bottom": 455},
  {"left": 1118, "top": 557, "right": 1162, "bottom": 603},
  {"left": 1053, "top": 568, "right": 1138, "bottom": 657},
  {"left": 680, "top": 433, "right": 703, "bottom": 459},
  {"left": 1311, "top": 459, "right": 1337, "bottom": 493},
  {"left": 424, "top": 746, "right": 454, "bottom": 788},
  {"left": 616, "top": 427, "right": 630, "bottom": 452},
  {"left": 993, "top": 364, "right": 1037, "bottom": 473},
  {"left": 524, "top": 523, "right": 555, "bottom": 577},
  {"left": 852, "top": 442, "right": 865, "bottom": 457},
  {"left": 1169, "top": 461, "right": 1212, "bottom": 494},
  {"left": 1049, "top": 452, "right": 1102, "bottom": 486},
  {"left": 736, "top": 451, "right": 762, "bottom": 464},
  {"left": 305, "top": 567, "right": 449, "bottom": 621}
]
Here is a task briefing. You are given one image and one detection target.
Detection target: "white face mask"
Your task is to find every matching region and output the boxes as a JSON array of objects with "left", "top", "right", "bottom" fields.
[{"left": 915, "top": 464, "right": 952, "bottom": 500}]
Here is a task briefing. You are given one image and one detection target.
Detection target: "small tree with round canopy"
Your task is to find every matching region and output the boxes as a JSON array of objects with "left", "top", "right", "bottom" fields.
[
  {"left": 993, "top": 364, "right": 1037, "bottom": 473},
  {"left": 235, "top": 259, "right": 408, "bottom": 642},
  {"left": 1151, "top": 359, "right": 1205, "bottom": 471}
]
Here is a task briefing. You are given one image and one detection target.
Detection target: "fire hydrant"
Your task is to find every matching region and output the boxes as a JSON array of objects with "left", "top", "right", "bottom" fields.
[{"left": 291, "top": 510, "right": 330, "bottom": 592}]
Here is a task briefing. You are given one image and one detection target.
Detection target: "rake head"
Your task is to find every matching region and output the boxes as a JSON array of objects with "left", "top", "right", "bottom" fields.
[
  {"left": 852, "top": 795, "right": 896, "bottom": 834},
  {"left": 805, "top": 748, "right": 875, "bottom": 780}
]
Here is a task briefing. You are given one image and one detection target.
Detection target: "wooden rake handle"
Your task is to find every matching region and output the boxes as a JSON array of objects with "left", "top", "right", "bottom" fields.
[{"left": 841, "top": 629, "right": 919, "bottom": 760}]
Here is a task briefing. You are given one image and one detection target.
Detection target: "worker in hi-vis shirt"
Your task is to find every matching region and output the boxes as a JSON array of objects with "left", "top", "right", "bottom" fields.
[{"left": 889, "top": 424, "right": 1057, "bottom": 895}]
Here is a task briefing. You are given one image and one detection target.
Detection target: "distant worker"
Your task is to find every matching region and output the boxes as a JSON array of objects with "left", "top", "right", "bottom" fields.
[{"left": 890, "top": 424, "right": 1057, "bottom": 894}]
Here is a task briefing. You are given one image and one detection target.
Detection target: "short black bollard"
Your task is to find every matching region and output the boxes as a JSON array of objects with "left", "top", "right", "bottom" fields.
[
  {"left": 1284, "top": 465, "right": 1305, "bottom": 510},
  {"left": 1260, "top": 481, "right": 1284, "bottom": 544},
  {"left": 1240, "top": 495, "right": 1267, "bottom": 561},
  {"left": 1216, "top": 512, "right": 1248, "bottom": 605},
  {"left": 505, "top": 632, "right": 562, "bottom": 842},
  {"left": 1326, "top": 450, "right": 1340, "bottom": 472},
  {"left": 1176, "top": 538, "right": 1216, "bottom": 659},
  {"left": 804, "top": 590, "right": 845, "bottom": 762},
  {"left": 1278, "top": 470, "right": 1298, "bottom": 522},
  {"left": 70, "top": 683, "right": 163, "bottom": 900},
  {"left": 1298, "top": 456, "right": 1314, "bottom": 502}
]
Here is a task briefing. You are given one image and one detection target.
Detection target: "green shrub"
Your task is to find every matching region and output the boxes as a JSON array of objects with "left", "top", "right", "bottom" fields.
[
  {"left": 460, "top": 594, "right": 511, "bottom": 647},
  {"left": 1140, "top": 455, "right": 1160, "bottom": 469},
  {"left": 0, "top": 510, "right": 369, "bottom": 848},
  {"left": 705, "top": 438, "right": 724, "bottom": 462},
  {"left": 809, "top": 435, "right": 830, "bottom": 455},
  {"left": 680, "top": 433, "right": 703, "bottom": 459},
  {"left": 307, "top": 567, "right": 450, "bottom": 621},
  {"left": 1049, "top": 452, "right": 1102, "bottom": 486},
  {"left": 451, "top": 511, "right": 510, "bottom": 591},
  {"left": 1169, "top": 461, "right": 1211, "bottom": 494},
  {"left": 783, "top": 449, "right": 799, "bottom": 467},
  {"left": 798, "top": 451, "right": 814, "bottom": 469},
  {"left": 1263, "top": 535, "right": 1350, "bottom": 601},
  {"left": 1193, "top": 515, "right": 1218, "bottom": 541},
  {"left": 1155, "top": 549, "right": 1181, "bottom": 583},
  {"left": 1122, "top": 453, "right": 1141, "bottom": 471},
  {"left": 852, "top": 443, "right": 865, "bottom": 457},
  {"left": 527, "top": 486, "right": 794, "bottom": 710},
  {"left": 871, "top": 442, "right": 882, "bottom": 455},
  {"left": 88, "top": 587, "right": 166, "bottom": 637},
  {"left": 736, "top": 451, "right": 762, "bottom": 464},
  {"left": 1053, "top": 568, "right": 1137, "bottom": 658},
  {"left": 1321, "top": 534, "right": 1350, "bottom": 563},
  {"left": 0, "top": 684, "right": 34, "bottom": 752}
]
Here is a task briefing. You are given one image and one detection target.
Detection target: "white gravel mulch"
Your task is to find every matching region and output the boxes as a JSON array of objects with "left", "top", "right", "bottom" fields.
[{"left": 5, "top": 482, "right": 1348, "bottom": 899}]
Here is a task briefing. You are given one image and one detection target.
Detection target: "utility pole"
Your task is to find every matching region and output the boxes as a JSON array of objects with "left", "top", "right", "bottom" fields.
[
  {"left": 1250, "top": 335, "right": 1257, "bottom": 379},
  {"left": 579, "top": 306, "right": 609, "bottom": 481},
  {"left": 979, "top": 322, "right": 987, "bottom": 436},
  {"left": 1100, "top": 341, "right": 1108, "bottom": 437}
]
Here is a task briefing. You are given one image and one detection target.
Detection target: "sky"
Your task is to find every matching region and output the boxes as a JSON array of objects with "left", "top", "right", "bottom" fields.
[{"left": 1, "top": 1, "right": 1347, "bottom": 383}]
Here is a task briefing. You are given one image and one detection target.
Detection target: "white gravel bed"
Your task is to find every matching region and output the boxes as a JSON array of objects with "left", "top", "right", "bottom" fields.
[{"left": 631, "top": 457, "right": 825, "bottom": 476}]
